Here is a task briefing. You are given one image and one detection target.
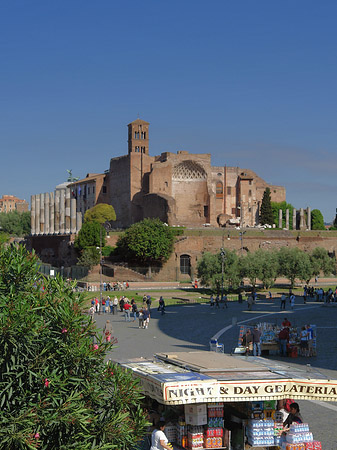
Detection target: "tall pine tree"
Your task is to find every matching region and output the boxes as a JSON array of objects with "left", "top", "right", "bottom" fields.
[{"left": 259, "top": 187, "right": 274, "bottom": 225}]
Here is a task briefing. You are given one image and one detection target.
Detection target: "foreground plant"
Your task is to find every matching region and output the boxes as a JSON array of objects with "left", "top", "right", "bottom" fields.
[{"left": 0, "top": 244, "right": 147, "bottom": 449}]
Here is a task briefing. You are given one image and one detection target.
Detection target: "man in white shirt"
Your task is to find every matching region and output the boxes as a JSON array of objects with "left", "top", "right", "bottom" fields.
[{"left": 150, "top": 421, "right": 171, "bottom": 450}]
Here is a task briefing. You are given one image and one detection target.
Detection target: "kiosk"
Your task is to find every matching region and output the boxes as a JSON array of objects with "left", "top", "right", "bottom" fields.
[{"left": 116, "top": 351, "right": 336, "bottom": 450}]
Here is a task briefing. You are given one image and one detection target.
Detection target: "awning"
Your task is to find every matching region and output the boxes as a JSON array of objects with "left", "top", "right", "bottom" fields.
[{"left": 115, "top": 352, "right": 337, "bottom": 404}]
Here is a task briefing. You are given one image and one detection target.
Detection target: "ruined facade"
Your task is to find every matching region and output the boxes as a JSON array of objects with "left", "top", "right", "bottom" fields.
[{"left": 106, "top": 119, "right": 286, "bottom": 228}]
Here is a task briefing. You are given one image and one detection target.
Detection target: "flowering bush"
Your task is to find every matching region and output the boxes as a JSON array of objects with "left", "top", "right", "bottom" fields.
[{"left": 0, "top": 245, "right": 147, "bottom": 449}]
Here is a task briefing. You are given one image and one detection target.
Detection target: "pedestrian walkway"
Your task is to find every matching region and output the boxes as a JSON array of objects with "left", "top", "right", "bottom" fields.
[{"left": 92, "top": 293, "right": 337, "bottom": 449}]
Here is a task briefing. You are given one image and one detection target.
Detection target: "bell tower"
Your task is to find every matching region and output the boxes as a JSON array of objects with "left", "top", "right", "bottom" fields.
[{"left": 128, "top": 119, "right": 150, "bottom": 155}]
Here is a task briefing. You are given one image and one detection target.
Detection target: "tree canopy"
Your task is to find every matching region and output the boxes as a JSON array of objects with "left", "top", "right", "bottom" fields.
[
  {"left": 259, "top": 188, "right": 273, "bottom": 225},
  {"left": 197, "top": 250, "right": 240, "bottom": 293},
  {"left": 0, "top": 244, "right": 147, "bottom": 449},
  {"left": 271, "top": 201, "right": 294, "bottom": 229},
  {"left": 74, "top": 220, "right": 105, "bottom": 252},
  {"left": 311, "top": 209, "right": 325, "bottom": 230},
  {"left": 84, "top": 203, "right": 116, "bottom": 224},
  {"left": 0, "top": 211, "right": 31, "bottom": 236},
  {"left": 197, "top": 246, "right": 335, "bottom": 289},
  {"left": 115, "top": 218, "right": 175, "bottom": 265}
]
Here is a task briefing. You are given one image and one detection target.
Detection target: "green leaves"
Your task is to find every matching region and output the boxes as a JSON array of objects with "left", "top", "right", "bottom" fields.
[
  {"left": 84, "top": 204, "right": 116, "bottom": 225},
  {"left": 115, "top": 218, "right": 174, "bottom": 265},
  {"left": 0, "top": 211, "right": 31, "bottom": 237},
  {"left": 259, "top": 188, "right": 273, "bottom": 225},
  {"left": 0, "top": 245, "right": 147, "bottom": 449},
  {"left": 197, "top": 246, "right": 335, "bottom": 290}
]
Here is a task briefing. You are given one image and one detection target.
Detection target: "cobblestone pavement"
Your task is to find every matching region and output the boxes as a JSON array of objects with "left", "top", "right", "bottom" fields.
[{"left": 93, "top": 295, "right": 337, "bottom": 449}]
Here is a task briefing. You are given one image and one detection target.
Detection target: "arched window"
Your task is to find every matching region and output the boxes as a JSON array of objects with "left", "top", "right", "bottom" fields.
[
  {"left": 180, "top": 254, "right": 191, "bottom": 275},
  {"left": 216, "top": 182, "right": 223, "bottom": 198}
]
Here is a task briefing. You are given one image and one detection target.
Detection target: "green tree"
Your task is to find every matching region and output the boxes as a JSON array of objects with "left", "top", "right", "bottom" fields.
[
  {"left": 76, "top": 246, "right": 100, "bottom": 268},
  {"left": 239, "top": 251, "right": 261, "bottom": 288},
  {"left": 259, "top": 188, "right": 274, "bottom": 225},
  {"left": 278, "top": 247, "right": 312, "bottom": 287},
  {"left": 115, "top": 218, "right": 174, "bottom": 265},
  {"left": 310, "top": 247, "right": 335, "bottom": 278},
  {"left": 238, "top": 249, "right": 279, "bottom": 289},
  {"left": 197, "top": 250, "right": 240, "bottom": 292},
  {"left": 311, "top": 209, "right": 325, "bottom": 230},
  {"left": 0, "top": 211, "right": 31, "bottom": 236},
  {"left": 84, "top": 203, "right": 116, "bottom": 224},
  {"left": 0, "top": 244, "right": 147, "bottom": 450},
  {"left": 74, "top": 221, "right": 105, "bottom": 252},
  {"left": 271, "top": 201, "right": 294, "bottom": 229},
  {"left": 258, "top": 249, "right": 279, "bottom": 288}
]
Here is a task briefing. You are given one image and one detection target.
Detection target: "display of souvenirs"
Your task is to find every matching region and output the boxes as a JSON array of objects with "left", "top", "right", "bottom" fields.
[
  {"left": 164, "top": 399, "right": 321, "bottom": 450},
  {"left": 238, "top": 322, "right": 317, "bottom": 356}
]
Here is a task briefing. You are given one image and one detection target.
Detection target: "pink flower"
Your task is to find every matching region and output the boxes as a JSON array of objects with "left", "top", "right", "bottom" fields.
[
  {"left": 34, "top": 433, "right": 40, "bottom": 439},
  {"left": 110, "top": 371, "right": 114, "bottom": 376},
  {"left": 44, "top": 378, "right": 50, "bottom": 388},
  {"left": 61, "top": 328, "right": 68, "bottom": 333},
  {"left": 93, "top": 344, "right": 99, "bottom": 350}
]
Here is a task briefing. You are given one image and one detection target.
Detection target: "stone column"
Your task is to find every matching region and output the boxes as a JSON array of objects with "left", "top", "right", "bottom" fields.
[
  {"left": 44, "top": 193, "right": 49, "bottom": 234},
  {"left": 40, "top": 193, "right": 45, "bottom": 235},
  {"left": 292, "top": 209, "right": 297, "bottom": 230},
  {"left": 65, "top": 188, "right": 71, "bottom": 234},
  {"left": 70, "top": 197, "right": 77, "bottom": 234},
  {"left": 307, "top": 207, "right": 311, "bottom": 230},
  {"left": 278, "top": 209, "right": 283, "bottom": 229},
  {"left": 59, "top": 189, "right": 65, "bottom": 234},
  {"left": 30, "top": 195, "right": 36, "bottom": 235},
  {"left": 76, "top": 212, "right": 82, "bottom": 233},
  {"left": 54, "top": 190, "right": 60, "bottom": 234},
  {"left": 300, "top": 208, "right": 306, "bottom": 230},
  {"left": 285, "top": 209, "right": 289, "bottom": 230},
  {"left": 49, "top": 192, "right": 55, "bottom": 234},
  {"left": 35, "top": 194, "right": 41, "bottom": 235}
]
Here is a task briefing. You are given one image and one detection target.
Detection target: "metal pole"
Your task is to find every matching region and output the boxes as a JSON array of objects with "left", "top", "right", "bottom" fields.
[
  {"left": 221, "top": 248, "right": 225, "bottom": 301},
  {"left": 99, "top": 226, "right": 102, "bottom": 314}
]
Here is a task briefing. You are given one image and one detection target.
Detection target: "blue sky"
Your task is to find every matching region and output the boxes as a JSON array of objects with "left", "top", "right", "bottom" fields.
[{"left": 1, "top": 1, "right": 337, "bottom": 221}]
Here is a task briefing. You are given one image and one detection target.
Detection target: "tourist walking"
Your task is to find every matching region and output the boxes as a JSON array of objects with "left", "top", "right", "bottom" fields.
[
  {"left": 138, "top": 307, "right": 144, "bottom": 328},
  {"left": 158, "top": 296, "right": 165, "bottom": 315},
  {"left": 142, "top": 306, "right": 150, "bottom": 329},
  {"left": 119, "top": 296, "right": 125, "bottom": 312},
  {"left": 247, "top": 295, "right": 253, "bottom": 311},
  {"left": 252, "top": 325, "right": 262, "bottom": 356},
  {"left": 146, "top": 295, "right": 152, "bottom": 313},
  {"left": 113, "top": 296, "right": 118, "bottom": 315},
  {"left": 132, "top": 300, "right": 138, "bottom": 321},
  {"left": 290, "top": 293, "right": 295, "bottom": 310},
  {"left": 105, "top": 296, "right": 110, "bottom": 313},
  {"left": 123, "top": 301, "right": 131, "bottom": 322},
  {"left": 103, "top": 319, "right": 113, "bottom": 342},
  {"left": 280, "top": 294, "right": 286, "bottom": 310},
  {"left": 278, "top": 327, "right": 289, "bottom": 356},
  {"left": 210, "top": 295, "right": 214, "bottom": 307}
]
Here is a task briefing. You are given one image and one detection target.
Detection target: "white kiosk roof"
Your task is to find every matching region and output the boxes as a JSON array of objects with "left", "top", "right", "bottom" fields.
[{"left": 116, "top": 351, "right": 337, "bottom": 404}]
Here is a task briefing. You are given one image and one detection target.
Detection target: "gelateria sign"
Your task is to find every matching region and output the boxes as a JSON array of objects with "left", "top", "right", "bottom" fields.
[{"left": 161, "top": 379, "right": 337, "bottom": 404}]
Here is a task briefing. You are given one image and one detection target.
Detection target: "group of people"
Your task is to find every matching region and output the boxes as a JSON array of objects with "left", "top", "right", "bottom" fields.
[
  {"left": 209, "top": 294, "right": 228, "bottom": 309},
  {"left": 89, "top": 294, "right": 154, "bottom": 329},
  {"left": 278, "top": 318, "right": 314, "bottom": 357},
  {"left": 241, "top": 325, "right": 262, "bottom": 356}
]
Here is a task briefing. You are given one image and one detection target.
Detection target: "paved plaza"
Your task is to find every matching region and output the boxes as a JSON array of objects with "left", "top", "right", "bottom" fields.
[{"left": 93, "top": 294, "right": 337, "bottom": 449}]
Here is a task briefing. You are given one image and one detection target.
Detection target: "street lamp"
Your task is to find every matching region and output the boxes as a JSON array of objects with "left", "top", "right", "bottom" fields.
[
  {"left": 98, "top": 220, "right": 112, "bottom": 314},
  {"left": 220, "top": 248, "right": 226, "bottom": 301},
  {"left": 239, "top": 231, "right": 246, "bottom": 254}
]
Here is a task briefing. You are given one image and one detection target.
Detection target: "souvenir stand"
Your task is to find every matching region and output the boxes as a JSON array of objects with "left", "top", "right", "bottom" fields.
[
  {"left": 116, "top": 351, "right": 335, "bottom": 450},
  {"left": 238, "top": 323, "right": 317, "bottom": 356}
]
